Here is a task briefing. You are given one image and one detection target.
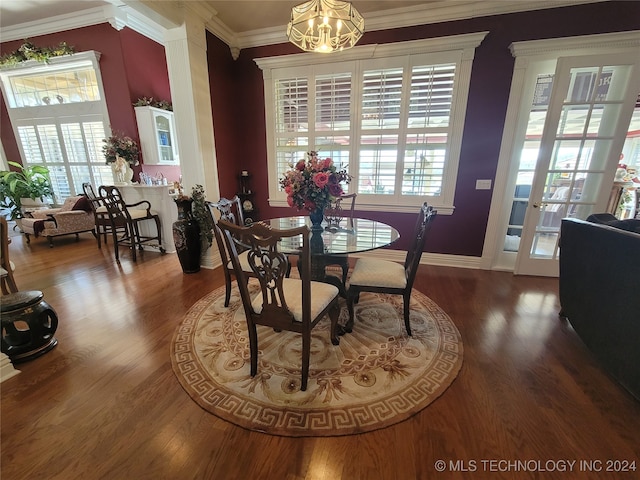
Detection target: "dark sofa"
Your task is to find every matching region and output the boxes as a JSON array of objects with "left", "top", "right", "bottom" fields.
[{"left": 559, "top": 217, "right": 640, "bottom": 400}]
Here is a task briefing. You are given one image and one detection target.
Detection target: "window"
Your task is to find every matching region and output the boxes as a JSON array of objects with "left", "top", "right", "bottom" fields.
[
  {"left": 256, "top": 33, "right": 487, "bottom": 214},
  {"left": 0, "top": 51, "right": 114, "bottom": 201}
]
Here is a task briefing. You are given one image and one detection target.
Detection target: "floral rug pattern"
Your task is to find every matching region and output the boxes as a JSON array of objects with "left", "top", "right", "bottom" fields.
[{"left": 171, "top": 283, "right": 463, "bottom": 436}]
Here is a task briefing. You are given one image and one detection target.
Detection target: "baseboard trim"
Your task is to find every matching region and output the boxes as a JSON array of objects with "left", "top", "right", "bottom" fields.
[{"left": 352, "top": 249, "right": 483, "bottom": 269}]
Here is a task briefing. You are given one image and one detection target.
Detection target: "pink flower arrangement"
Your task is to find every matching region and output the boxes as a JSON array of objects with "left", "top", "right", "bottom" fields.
[
  {"left": 102, "top": 131, "right": 140, "bottom": 166},
  {"left": 280, "top": 151, "right": 350, "bottom": 212}
]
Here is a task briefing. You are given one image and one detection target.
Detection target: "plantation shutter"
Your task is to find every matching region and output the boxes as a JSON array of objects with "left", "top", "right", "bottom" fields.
[
  {"left": 403, "top": 63, "right": 455, "bottom": 196},
  {"left": 358, "top": 63, "right": 455, "bottom": 197},
  {"left": 314, "top": 73, "right": 352, "bottom": 175},
  {"left": 16, "top": 117, "right": 111, "bottom": 200},
  {"left": 358, "top": 67, "right": 404, "bottom": 195},
  {"left": 274, "top": 77, "right": 309, "bottom": 183}
]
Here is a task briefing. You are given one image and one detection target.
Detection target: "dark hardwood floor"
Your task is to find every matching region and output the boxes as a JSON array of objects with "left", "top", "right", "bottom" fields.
[{"left": 2, "top": 226, "right": 639, "bottom": 480}]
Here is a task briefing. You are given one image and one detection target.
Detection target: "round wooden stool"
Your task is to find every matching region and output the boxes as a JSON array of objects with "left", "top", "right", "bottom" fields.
[{"left": 1, "top": 290, "right": 58, "bottom": 363}]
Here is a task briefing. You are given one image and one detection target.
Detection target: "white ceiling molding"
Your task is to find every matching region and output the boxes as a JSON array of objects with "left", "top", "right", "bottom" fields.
[
  {"left": 0, "top": 0, "right": 610, "bottom": 53},
  {"left": 0, "top": 6, "right": 108, "bottom": 42},
  {"left": 229, "top": 0, "right": 609, "bottom": 50},
  {"left": 510, "top": 29, "right": 640, "bottom": 57},
  {"left": 106, "top": 4, "right": 127, "bottom": 31},
  {"left": 254, "top": 32, "right": 488, "bottom": 69}
]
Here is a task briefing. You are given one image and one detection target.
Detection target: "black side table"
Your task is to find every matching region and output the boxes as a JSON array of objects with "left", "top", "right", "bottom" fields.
[{"left": 1, "top": 290, "right": 58, "bottom": 363}]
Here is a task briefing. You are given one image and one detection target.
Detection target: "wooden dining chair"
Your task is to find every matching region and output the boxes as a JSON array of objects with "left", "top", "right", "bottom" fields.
[
  {"left": 98, "top": 185, "right": 164, "bottom": 262},
  {"left": 217, "top": 219, "right": 341, "bottom": 391},
  {"left": 207, "top": 196, "right": 255, "bottom": 307},
  {"left": 1, "top": 216, "right": 18, "bottom": 294},
  {"left": 82, "top": 182, "right": 111, "bottom": 248},
  {"left": 321, "top": 193, "right": 357, "bottom": 286},
  {"left": 346, "top": 202, "right": 436, "bottom": 336}
]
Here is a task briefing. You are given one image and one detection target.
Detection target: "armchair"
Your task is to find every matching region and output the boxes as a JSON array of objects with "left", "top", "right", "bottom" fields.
[
  {"left": 98, "top": 185, "right": 164, "bottom": 262},
  {"left": 346, "top": 203, "right": 437, "bottom": 336},
  {"left": 21, "top": 195, "right": 95, "bottom": 247},
  {"left": 217, "top": 219, "right": 340, "bottom": 391}
]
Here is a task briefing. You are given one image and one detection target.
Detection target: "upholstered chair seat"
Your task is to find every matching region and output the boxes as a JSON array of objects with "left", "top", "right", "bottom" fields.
[
  {"left": 251, "top": 277, "right": 339, "bottom": 321},
  {"left": 348, "top": 258, "right": 407, "bottom": 289}
]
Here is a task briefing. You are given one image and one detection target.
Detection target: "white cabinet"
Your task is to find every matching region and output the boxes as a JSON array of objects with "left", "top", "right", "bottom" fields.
[{"left": 134, "top": 106, "right": 179, "bottom": 165}]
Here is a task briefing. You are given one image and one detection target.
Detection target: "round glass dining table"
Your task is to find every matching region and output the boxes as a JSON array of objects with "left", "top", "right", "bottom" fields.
[
  {"left": 263, "top": 216, "right": 400, "bottom": 255},
  {"left": 263, "top": 216, "right": 400, "bottom": 295}
]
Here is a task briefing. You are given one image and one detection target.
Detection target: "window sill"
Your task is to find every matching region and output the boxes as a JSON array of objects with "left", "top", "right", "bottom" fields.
[{"left": 268, "top": 199, "right": 454, "bottom": 215}]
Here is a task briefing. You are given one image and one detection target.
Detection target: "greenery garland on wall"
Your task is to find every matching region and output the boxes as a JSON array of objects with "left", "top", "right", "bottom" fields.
[
  {"left": 0, "top": 40, "right": 76, "bottom": 67},
  {"left": 133, "top": 97, "right": 173, "bottom": 111}
]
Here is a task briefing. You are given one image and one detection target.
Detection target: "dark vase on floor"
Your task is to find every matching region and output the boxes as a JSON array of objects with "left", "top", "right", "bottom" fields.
[
  {"left": 309, "top": 207, "right": 324, "bottom": 231},
  {"left": 173, "top": 198, "right": 201, "bottom": 273}
]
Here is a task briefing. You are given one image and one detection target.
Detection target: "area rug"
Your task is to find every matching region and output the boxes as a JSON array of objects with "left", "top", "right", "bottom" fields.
[{"left": 171, "top": 283, "right": 463, "bottom": 437}]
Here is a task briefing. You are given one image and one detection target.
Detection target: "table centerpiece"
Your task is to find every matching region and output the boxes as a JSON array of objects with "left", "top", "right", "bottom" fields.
[{"left": 279, "top": 151, "right": 350, "bottom": 230}]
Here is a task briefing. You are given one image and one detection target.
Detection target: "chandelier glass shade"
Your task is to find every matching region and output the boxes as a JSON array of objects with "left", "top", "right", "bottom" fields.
[{"left": 287, "top": 0, "right": 365, "bottom": 53}]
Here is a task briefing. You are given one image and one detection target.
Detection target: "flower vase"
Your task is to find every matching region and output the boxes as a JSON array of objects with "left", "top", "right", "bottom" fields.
[
  {"left": 111, "top": 162, "right": 133, "bottom": 185},
  {"left": 309, "top": 207, "right": 324, "bottom": 231},
  {"left": 173, "top": 198, "right": 201, "bottom": 273}
]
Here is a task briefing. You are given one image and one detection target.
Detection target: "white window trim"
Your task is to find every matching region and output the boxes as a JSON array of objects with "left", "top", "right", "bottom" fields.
[
  {"left": 255, "top": 32, "right": 488, "bottom": 215},
  {"left": 0, "top": 50, "right": 114, "bottom": 199}
]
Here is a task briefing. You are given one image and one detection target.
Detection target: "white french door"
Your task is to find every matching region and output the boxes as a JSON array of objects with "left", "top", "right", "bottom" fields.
[{"left": 514, "top": 53, "right": 640, "bottom": 275}]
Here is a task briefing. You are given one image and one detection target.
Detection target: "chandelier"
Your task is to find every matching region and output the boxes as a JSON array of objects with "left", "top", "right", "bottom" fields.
[{"left": 287, "top": 0, "right": 365, "bottom": 53}]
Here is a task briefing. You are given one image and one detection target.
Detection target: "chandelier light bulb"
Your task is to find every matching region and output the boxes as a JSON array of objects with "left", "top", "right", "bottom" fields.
[{"left": 287, "top": 0, "right": 364, "bottom": 53}]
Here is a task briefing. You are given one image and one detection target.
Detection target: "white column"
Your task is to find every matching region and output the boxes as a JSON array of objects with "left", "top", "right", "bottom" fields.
[{"left": 164, "top": 12, "right": 222, "bottom": 268}]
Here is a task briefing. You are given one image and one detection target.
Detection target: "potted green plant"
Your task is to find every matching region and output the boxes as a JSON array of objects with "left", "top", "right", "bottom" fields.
[
  {"left": 190, "top": 184, "right": 214, "bottom": 250},
  {"left": 0, "top": 161, "right": 54, "bottom": 221},
  {"left": 172, "top": 184, "right": 214, "bottom": 274}
]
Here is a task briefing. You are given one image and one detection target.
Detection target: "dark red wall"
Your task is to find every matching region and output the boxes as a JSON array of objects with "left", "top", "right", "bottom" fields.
[
  {"left": 0, "top": 24, "right": 172, "bottom": 180},
  {"left": 2, "top": 2, "right": 639, "bottom": 258},
  {"left": 206, "top": 34, "right": 244, "bottom": 197},
  {"left": 210, "top": 1, "right": 640, "bottom": 256}
]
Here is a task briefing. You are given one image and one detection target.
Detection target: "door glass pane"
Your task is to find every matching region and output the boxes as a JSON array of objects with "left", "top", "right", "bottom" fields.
[
  {"left": 503, "top": 74, "right": 554, "bottom": 252},
  {"left": 557, "top": 105, "right": 588, "bottom": 135},
  {"left": 577, "top": 172, "right": 605, "bottom": 203},
  {"left": 530, "top": 231, "right": 560, "bottom": 258},
  {"left": 527, "top": 65, "right": 634, "bottom": 262},
  {"left": 587, "top": 103, "right": 622, "bottom": 136}
]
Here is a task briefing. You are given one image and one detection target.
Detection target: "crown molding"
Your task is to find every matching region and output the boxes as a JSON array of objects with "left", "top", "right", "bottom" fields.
[
  {"left": 0, "top": 6, "right": 108, "bottom": 43},
  {"left": 255, "top": 32, "right": 488, "bottom": 69},
  {"left": 0, "top": 0, "right": 610, "bottom": 52},
  {"left": 510, "top": 29, "right": 640, "bottom": 57},
  {"left": 227, "top": 0, "right": 609, "bottom": 50}
]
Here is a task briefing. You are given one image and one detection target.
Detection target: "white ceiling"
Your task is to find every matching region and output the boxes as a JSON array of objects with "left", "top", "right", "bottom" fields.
[
  {"left": 0, "top": 0, "right": 608, "bottom": 37},
  {"left": 0, "top": 0, "right": 452, "bottom": 31}
]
